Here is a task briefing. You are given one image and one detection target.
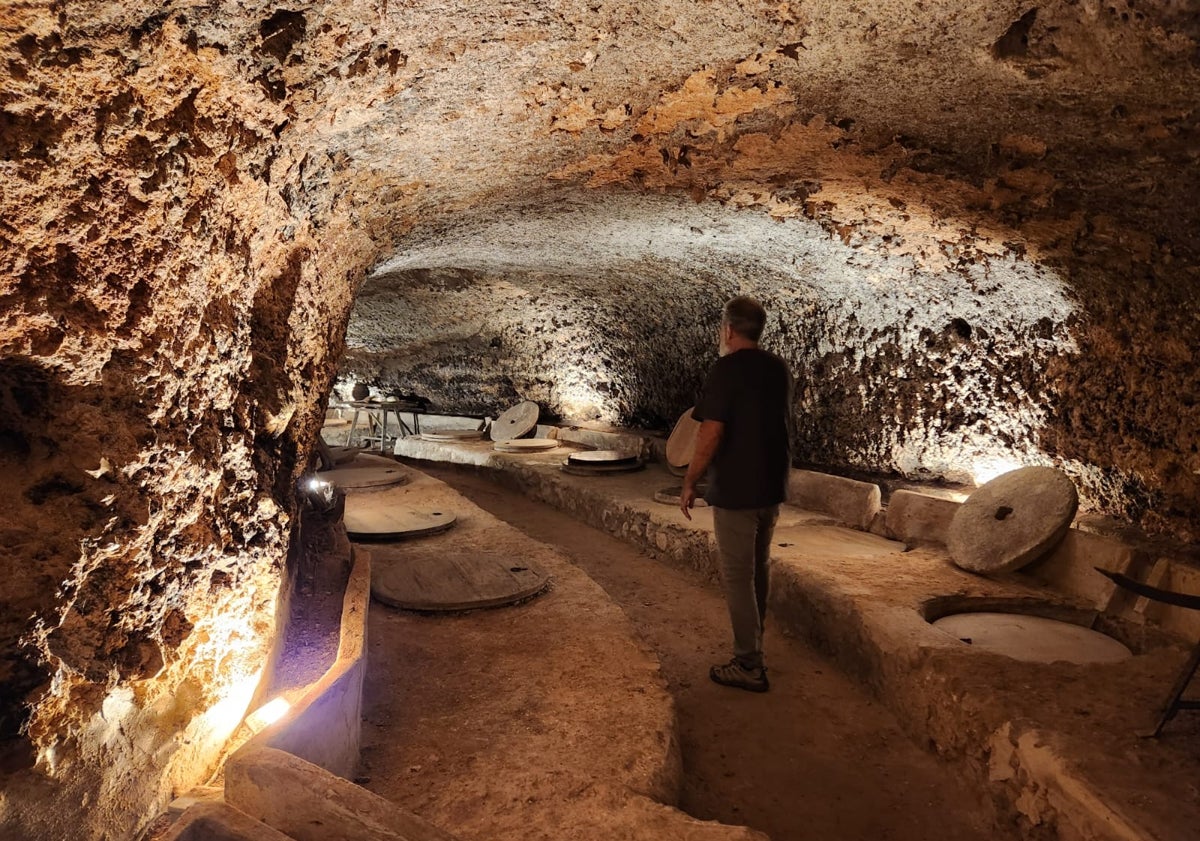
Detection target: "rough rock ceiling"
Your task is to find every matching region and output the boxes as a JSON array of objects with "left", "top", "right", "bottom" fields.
[{"left": 1, "top": 1, "right": 1198, "bottom": 838}]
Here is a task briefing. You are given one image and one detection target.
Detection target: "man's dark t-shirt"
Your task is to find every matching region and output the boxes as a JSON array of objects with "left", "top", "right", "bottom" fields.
[{"left": 694, "top": 347, "right": 792, "bottom": 509}]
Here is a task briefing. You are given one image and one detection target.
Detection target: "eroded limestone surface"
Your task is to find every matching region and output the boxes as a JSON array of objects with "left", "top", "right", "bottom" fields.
[{"left": 1, "top": 1, "right": 1198, "bottom": 838}]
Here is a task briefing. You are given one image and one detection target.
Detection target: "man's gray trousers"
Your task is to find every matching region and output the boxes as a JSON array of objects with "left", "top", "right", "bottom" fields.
[{"left": 712, "top": 504, "right": 780, "bottom": 669}]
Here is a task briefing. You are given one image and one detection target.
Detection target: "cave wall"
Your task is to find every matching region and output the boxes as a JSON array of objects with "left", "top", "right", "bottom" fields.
[
  {"left": 342, "top": 192, "right": 1080, "bottom": 487},
  {"left": 0, "top": 4, "right": 371, "bottom": 838},
  {"left": 1, "top": 0, "right": 1198, "bottom": 838}
]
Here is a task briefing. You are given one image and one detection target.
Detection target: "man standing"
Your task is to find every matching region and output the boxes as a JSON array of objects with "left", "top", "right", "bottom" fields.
[{"left": 681, "top": 296, "right": 792, "bottom": 693}]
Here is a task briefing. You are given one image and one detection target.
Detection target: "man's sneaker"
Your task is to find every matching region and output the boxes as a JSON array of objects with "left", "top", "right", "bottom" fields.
[{"left": 709, "top": 658, "right": 769, "bottom": 693}]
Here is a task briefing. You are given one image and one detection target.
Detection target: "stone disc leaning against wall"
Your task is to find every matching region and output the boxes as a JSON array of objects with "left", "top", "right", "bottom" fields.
[
  {"left": 947, "top": 466, "right": 1079, "bottom": 575},
  {"left": 490, "top": 400, "right": 540, "bottom": 442},
  {"left": 665, "top": 406, "right": 701, "bottom": 469}
]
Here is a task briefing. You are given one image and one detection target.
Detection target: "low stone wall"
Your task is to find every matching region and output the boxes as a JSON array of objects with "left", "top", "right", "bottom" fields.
[
  {"left": 233, "top": 544, "right": 372, "bottom": 777},
  {"left": 161, "top": 802, "right": 293, "bottom": 841},
  {"left": 787, "top": 469, "right": 882, "bottom": 531},
  {"left": 226, "top": 747, "right": 458, "bottom": 841},
  {"left": 162, "top": 542, "right": 373, "bottom": 839}
]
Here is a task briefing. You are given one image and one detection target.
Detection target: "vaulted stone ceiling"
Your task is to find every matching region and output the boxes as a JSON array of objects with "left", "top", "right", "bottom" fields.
[{"left": 1, "top": 1, "right": 1197, "bottom": 838}]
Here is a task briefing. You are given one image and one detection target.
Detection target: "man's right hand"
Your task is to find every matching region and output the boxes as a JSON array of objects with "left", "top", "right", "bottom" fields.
[{"left": 680, "top": 482, "right": 697, "bottom": 520}]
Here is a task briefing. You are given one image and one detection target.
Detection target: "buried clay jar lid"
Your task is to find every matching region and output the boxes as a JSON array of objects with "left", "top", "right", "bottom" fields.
[
  {"left": 494, "top": 438, "right": 558, "bottom": 453},
  {"left": 567, "top": 449, "right": 640, "bottom": 465},
  {"left": 420, "top": 428, "right": 486, "bottom": 441}
]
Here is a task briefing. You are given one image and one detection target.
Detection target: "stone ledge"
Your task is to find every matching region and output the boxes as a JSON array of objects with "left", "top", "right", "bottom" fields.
[
  {"left": 1019, "top": 529, "right": 1134, "bottom": 614},
  {"left": 226, "top": 747, "right": 457, "bottom": 841},
  {"left": 160, "top": 802, "right": 292, "bottom": 841},
  {"left": 786, "top": 469, "right": 882, "bottom": 531},
  {"left": 392, "top": 440, "right": 1200, "bottom": 841},
  {"left": 168, "top": 541, "right": 373, "bottom": 836},
  {"left": 884, "top": 488, "right": 959, "bottom": 547},
  {"left": 398, "top": 436, "right": 1200, "bottom": 645},
  {"left": 986, "top": 723, "right": 1149, "bottom": 841},
  {"left": 1132, "top": 559, "right": 1200, "bottom": 645}
]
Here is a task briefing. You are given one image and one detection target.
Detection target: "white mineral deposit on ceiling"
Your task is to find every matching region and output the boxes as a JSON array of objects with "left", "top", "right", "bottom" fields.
[{"left": 357, "top": 191, "right": 1078, "bottom": 478}]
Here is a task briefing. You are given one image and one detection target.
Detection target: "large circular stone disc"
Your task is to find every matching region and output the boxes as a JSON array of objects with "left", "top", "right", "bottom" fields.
[
  {"left": 932, "top": 612, "right": 1131, "bottom": 664},
  {"left": 560, "top": 460, "right": 645, "bottom": 477},
  {"left": 567, "top": 449, "right": 640, "bottom": 466},
  {"left": 494, "top": 438, "right": 558, "bottom": 453},
  {"left": 491, "top": 401, "right": 540, "bottom": 442},
  {"left": 344, "top": 493, "right": 456, "bottom": 540},
  {"left": 665, "top": 406, "right": 701, "bottom": 468},
  {"left": 371, "top": 546, "right": 550, "bottom": 612},
  {"left": 420, "top": 428, "right": 484, "bottom": 441},
  {"left": 318, "top": 455, "right": 410, "bottom": 490},
  {"left": 947, "top": 466, "right": 1078, "bottom": 575}
]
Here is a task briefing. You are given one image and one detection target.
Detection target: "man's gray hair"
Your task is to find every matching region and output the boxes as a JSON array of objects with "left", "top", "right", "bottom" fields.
[{"left": 722, "top": 296, "right": 767, "bottom": 342}]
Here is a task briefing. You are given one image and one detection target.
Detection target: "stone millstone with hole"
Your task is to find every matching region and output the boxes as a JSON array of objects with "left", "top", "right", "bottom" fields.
[
  {"left": 947, "top": 466, "right": 1079, "bottom": 575},
  {"left": 490, "top": 400, "right": 540, "bottom": 442}
]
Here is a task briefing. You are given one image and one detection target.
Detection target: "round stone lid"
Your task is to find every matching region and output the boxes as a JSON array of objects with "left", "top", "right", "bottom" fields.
[
  {"left": 494, "top": 438, "right": 558, "bottom": 453},
  {"left": 947, "top": 466, "right": 1078, "bottom": 575},
  {"left": 653, "top": 485, "right": 709, "bottom": 507},
  {"left": 371, "top": 546, "right": 550, "bottom": 612},
  {"left": 665, "top": 406, "right": 700, "bottom": 468},
  {"left": 567, "top": 449, "right": 640, "bottom": 465},
  {"left": 932, "top": 612, "right": 1130, "bottom": 664},
  {"left": 421, "top": 428, "right": 485, "bottom": 441},
  {"left": 317, "top": 454, "right": 409, "bottom": 490},
  {"left": 344, "top": 495, "right": 457, "bottom": 540},
  {"left": 491, "top": 400, "right": 540, "bottom": 442},
  {"left": 560, "top": 460, "right": 645, "bottom": 476}
]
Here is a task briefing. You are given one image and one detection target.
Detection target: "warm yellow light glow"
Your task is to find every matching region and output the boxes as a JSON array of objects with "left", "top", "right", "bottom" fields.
[
  {"left": 969, "top": 456, "right": 1024, "bottom": 487},
  {"left": 207, "top": 671, "right": 263, "bottom": 738},
  {"left": 244, "top": 696, "right": 291, "bottom": 733}
]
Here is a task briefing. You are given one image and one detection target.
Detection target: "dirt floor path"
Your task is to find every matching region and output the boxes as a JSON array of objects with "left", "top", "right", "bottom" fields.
[{"left": 418, "top": 463, "right": 1016, "bottom": 841}]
